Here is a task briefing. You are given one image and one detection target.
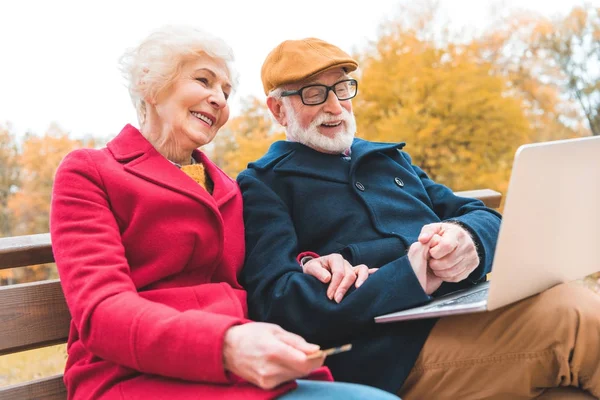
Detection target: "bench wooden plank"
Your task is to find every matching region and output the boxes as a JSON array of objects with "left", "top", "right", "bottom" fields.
[
  {"left": 0, "top": 280, "right": 70, "bottom": 355},
  {"left": 454, "top": 189, "right": 502, "bottom": 209},
  {"left": 0, "top": 233, "right": 54, "bottom": 270},
  {"left": 0, "top": 374, "right": 66, "bottom": 400}
]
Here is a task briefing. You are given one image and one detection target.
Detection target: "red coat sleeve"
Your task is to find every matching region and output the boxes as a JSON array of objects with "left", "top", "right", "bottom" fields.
[{"left": 50, "top": 150, "right": 245, "bottom": 383}]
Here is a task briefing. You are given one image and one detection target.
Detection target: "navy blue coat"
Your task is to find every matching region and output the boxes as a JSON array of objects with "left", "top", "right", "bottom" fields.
[{"left": 237, "top": 139, "right": 502, "bottom": 393}]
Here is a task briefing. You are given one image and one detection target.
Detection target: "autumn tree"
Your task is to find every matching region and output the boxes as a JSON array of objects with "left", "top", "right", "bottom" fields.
[
  {"left": 470, "top": 5, "right": 597, "bottom": 140},
  {"left": 354, "top": 18, "right": 531, "bottom": 195},
  {"left": 3, "top": 124, "right": 95, "bottom": 283},
  {"left": 529, "top": 6, "right": 600, "bottom": 135},
  {"left": 212, "top": 96, "right": 285, "bottom": 178},
  {"left": 0, "top": 124, "right": 21, "bottom": 284},
  {"left": 0, "top": 124, "right": 20, "bottom": 237},
  {"left": 8, "top": 123, "right": 93, "bottom": 236}
]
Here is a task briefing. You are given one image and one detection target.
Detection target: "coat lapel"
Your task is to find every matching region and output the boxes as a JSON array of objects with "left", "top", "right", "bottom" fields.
[
  {"left": 107, "top": 125, "right": 226, "bottom": 212},
  {"left": 252, "top": 139, "right": 407, "bottom": 183},
  {"left": 196, "top": 151, "right": 239, "bottom": 207},
  {"left": 349, "top": 139, "right": 406, "bottom": 176},
  {"left": 256, "top": 141, "right": 349, "bottom": 183}
]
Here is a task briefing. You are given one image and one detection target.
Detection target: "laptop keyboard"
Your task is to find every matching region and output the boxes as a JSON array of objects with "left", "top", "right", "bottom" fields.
[{"left": 424, "top": 287, "right": 489, "bottom": 310}]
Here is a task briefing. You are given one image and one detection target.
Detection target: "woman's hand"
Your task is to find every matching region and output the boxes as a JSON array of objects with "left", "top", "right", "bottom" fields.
[
  {"left": 222, "top": 323, "right": 325, "bottom": 390},
  {"left": 302, "top": 254, "right": 378, "bottom": 303},
  {"left": 408, "top": 241, "right": 443, "bottom": 295}
]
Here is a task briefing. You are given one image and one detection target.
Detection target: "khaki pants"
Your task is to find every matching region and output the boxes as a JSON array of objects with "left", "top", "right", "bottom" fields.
[{"left": 398, "top": 282, "right": 600, "bottom": 400}]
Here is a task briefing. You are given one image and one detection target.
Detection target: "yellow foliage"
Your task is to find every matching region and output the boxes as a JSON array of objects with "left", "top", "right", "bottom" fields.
[
  {"left": 7, "top": 124, "right": 93, "bottom": 236},
  {"left": 354, "top": 24, "right": 531, "bottom": 192},
  {"left": 0, "top": 125, "right": 20, "bottom": 237},
  {"left": 1, "top": 123, "right": 94, "bottom": 284},
  {"left": 0, "top": 344, "right": 66, "bottom": 387},
  {"left": 483, "top": 5, "right": 599, "bottom": 137},
  {"left": 211, "top": 97, "right": 285, "bottom": 178}
]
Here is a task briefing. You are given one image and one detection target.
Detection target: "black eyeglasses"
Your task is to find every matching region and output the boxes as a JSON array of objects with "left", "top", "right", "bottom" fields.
[{"left": 281, "top": 79, "right": 358, "bottom": 106}]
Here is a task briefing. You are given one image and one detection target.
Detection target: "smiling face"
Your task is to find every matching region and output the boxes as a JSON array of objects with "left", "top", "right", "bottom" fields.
[
  {"left": 145, "top": 53, "right": 231, "bottom": 161},
  {"left": 269, "top": 68, "right": 357, "bottom": 154}
]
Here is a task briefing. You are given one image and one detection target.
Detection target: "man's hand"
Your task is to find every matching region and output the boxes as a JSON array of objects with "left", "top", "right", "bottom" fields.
[
  {"left": 408, "top": 241, "right": 443, "bottom": 294},
  {"left": 302, "top": 254, "right": 377, "bottom": 303},
  {"left": 223, "top": 323, "right": 325, "bottom": 390},
  {"left": 418, "top": 222, "right": 479, "bottom": 283}
]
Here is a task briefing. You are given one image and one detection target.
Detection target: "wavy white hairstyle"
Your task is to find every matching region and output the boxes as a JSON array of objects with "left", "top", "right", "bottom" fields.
[{"left": 119, "top": 25, "right": 238, "bottom": 126}]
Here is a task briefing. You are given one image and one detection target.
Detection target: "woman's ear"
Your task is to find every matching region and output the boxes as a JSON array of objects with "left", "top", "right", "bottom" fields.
[
  {"left": 267, "top": 97, "right": 287, "bottom": 127},
  {"left": 140, "top": 68, "right": 155, "bottom": 105},
  {"left": 144, "top": 93, "right": 156, "bottom": 106}
]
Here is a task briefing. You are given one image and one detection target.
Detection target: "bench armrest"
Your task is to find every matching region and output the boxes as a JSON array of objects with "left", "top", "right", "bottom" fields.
[{"left": 454, "top": 189, "right": 502, "bottom": 209}]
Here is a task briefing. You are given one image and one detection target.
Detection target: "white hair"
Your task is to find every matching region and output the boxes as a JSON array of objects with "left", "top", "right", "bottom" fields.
[
  {"left": 268, "top": 87, "right": 284, "bottom": 99},
  {"left": 119, "top": 25, "right": 238, "bottom": 126}
]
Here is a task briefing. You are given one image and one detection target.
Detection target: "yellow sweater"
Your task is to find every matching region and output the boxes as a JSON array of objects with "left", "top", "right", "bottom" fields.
[{"left": 181, "top": 163, "right": 214, "bottom": 194}]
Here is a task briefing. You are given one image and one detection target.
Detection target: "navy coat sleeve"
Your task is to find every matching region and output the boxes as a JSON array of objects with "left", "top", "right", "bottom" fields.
[
  {"left": 402, "top": 152, "right": 502, "bottom": 284},
  {"left": 238, "top": 173, "right": 431, "bottom": 343}
]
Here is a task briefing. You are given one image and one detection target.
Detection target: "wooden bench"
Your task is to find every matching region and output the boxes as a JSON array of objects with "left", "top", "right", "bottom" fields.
[
  {"left": 0, "top": 189, "right": 595, "bottom": 399},
  {"left": 0, "top": 233, "right": 67, "bottom": 400}
]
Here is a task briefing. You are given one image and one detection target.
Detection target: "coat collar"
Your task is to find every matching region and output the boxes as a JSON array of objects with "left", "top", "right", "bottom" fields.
[
  {"left": 107, "top": 124, "right": 238, "bottom": 208},
  {"left": 348, "top": 138, "right": 406, "bottom": 175},
  {"left": 249, "top": 138, "right": 406, "bottom": 181}
]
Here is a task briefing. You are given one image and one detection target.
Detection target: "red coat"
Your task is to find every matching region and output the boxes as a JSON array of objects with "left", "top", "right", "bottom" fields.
[{"left": 50, "top": 125, "right": 331, "bottom": 399}]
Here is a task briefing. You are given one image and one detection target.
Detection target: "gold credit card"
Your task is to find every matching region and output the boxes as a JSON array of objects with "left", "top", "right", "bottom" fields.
[{"left": 306, "top": 343, "right": 352, "bottom": 360}]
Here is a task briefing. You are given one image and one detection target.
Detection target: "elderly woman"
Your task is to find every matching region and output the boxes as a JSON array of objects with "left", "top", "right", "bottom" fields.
[{"left": 49, "top": 26, "right": 398, "bottom": 400}]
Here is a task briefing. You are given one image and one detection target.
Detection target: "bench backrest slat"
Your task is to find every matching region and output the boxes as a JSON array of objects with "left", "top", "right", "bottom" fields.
[
  {"left": 454, "top": 189, "right": 501, "bottom": 209},
  {"left": 0, "top": 374, "right": 66, "bottom": 400},
  {"left": 0, "top": 280, "right": 70, "bottom": 355},
  {"left": 0, "top": 233, "right": 54, "bottom": 270}
]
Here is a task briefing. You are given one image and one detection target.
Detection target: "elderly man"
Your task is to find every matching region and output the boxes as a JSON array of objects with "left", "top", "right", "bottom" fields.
[{"left": 237, "top": 38, "right": 600, "bottom": 399}]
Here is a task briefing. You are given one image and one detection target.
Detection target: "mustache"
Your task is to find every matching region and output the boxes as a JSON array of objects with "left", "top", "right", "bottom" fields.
[{"left": 311, "top": 108, "right": 353, "bottom": 127}]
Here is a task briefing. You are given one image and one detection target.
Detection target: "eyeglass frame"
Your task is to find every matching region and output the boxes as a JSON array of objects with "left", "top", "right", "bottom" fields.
[{"left": 280, "top": 79, "right": 358, "bottom": 106}]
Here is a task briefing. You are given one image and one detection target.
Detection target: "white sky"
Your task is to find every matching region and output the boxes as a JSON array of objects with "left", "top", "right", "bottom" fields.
[{"left": 0, "top": 0, "right": 592, "bottom": 139}]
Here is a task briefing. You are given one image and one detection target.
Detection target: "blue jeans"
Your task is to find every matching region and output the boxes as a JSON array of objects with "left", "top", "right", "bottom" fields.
[{"left": 278, "top": 380, "right": 400, "bottom": 399}]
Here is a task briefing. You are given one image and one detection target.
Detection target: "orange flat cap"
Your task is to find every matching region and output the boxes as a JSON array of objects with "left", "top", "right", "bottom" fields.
[{"left": 261, "top": 38, "right": 358, "bottom": 95}]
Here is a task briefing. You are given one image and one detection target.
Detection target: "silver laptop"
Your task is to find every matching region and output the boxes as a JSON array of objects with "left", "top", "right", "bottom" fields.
[{"left": 375, "top": 136, "right": 600, "bottom": 323}]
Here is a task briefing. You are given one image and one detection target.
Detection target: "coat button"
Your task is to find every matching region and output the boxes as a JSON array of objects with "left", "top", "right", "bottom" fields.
[
  {"left": 394, "top": 177, "right": 404, "bottom": 188},
  {"left": 355, "top": 181, "right": 365, "bottom": 191}
]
